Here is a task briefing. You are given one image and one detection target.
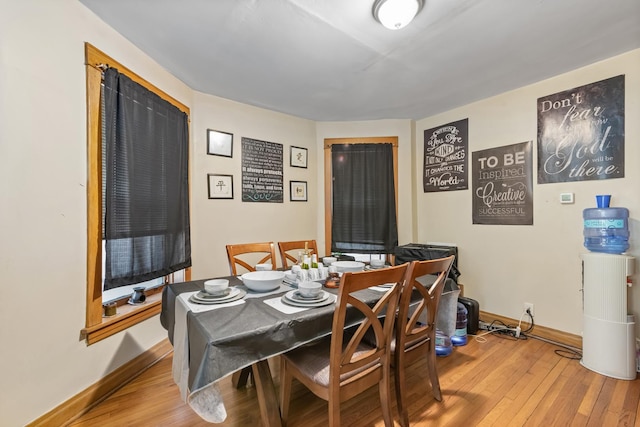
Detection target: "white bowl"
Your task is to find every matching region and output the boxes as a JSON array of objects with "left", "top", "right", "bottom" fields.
[
  {"left": 332, "top": 261, "right": 365, "bottom": 273},
  {"left": 255, "top": 263, "right": 273, "bottom": 271},
  {"left": 370, "top": 259, "right": 385, "bottom": 269},
  {"left": 322, "top": 256, "right": 337, "bottom": 265},
  {"left": 298, "top": 281, "right": 322, "bottom": 297},
  {"left": 204, "top": 279, "right": 229, "bottom": 295},
  {"left": 241, "top": 270, "right": 284, "bottom": 292}
]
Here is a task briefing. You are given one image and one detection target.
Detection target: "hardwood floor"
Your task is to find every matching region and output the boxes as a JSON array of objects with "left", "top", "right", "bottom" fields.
[{"left": 68, "top": 334, "right": 640, "bottom": 426}]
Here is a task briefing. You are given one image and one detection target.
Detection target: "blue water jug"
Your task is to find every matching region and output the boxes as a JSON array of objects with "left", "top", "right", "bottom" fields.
[
  {"left": 451, "top": 302, "right": 468, "bottom": 346},
  {"left": 583, "top": 207, "right": 629, "bottom": 254},
  {"left": 435, "top": 329, "right": 453, "bottom": 356}
]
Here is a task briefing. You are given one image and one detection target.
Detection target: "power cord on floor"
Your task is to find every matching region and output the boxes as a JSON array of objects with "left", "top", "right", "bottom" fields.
[
  {"left": 472, "top": 319, "right": 527, "bottom": 342},
  {"left": 473, "top": 309, "right": 583, "bottom": 360},
  {"left": 473, "top": 309, "right": 533, "bottom": 342},
  {"left": 528, "top": 334, "right": 583, "bottom": 360}
]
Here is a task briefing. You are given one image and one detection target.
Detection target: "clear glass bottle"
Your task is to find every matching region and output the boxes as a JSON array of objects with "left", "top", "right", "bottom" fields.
[
  {"left": 301, "top": 254, "right": 310, "bottom": 270},
  {"left": 311, "top": 254, "right": 318, "bottom": 269}
]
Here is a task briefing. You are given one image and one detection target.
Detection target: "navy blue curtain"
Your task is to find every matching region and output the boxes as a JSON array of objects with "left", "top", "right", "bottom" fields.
[
  {"left": 331, "top": 143, "right": 398, "bottom": 254},
  {"left": 102, "top": 68, "right": 191, "bottom": 289}
]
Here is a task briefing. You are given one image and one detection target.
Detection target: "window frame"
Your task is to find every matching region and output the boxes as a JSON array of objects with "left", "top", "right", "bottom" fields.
[
  {"left": 83, "top": 43, "right": 191, "bottom": 345},
  {"left": 323, "top": 137, "right": 399, "bottom": 257}
]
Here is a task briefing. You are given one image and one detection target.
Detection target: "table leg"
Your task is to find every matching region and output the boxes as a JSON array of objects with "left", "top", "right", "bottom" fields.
[
  {"left": 231, "top": 367, "right": 252, "bottom": 388},
  {"left": 251, "top": 360, "right": 282, "bottom": 427}
]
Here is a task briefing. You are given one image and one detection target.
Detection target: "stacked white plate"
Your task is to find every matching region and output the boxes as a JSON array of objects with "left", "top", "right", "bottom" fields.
[
  {"left": 189, "top": 288, "right": 246, "bottom": 304},
  {"left": 281, "top": 290, "right": 336, "bottom": 307}
]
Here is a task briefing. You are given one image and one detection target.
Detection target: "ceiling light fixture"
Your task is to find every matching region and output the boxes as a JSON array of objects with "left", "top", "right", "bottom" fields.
[{"left": 372, "top": 0, "right": 424, "bottom": 30}]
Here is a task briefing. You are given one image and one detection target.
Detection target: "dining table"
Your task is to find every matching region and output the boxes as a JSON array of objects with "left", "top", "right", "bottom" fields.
[{"left": 160, "top": 274, "right": 391, "bottom": 426}]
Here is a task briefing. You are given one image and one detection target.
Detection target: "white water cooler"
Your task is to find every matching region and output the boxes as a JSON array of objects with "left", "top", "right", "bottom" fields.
[{"left": 581, "top": 253, "right": 636, "bottom": 380}]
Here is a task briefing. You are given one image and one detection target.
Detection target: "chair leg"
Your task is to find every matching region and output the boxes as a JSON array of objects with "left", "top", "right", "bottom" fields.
[
  {"left": 394, "top": 351, "right": 410, "bottom": 427},
  {"left": 426, "top": 346, "right": 442, "bottom": 401},
  {"left": 328, "top": 396, "right": 341, "bottom": 427},
  {"left": 279, "top": 358, "right": 292, "bottom": 426},
  {"left": 379, "top": 373, "right": 394, "bottom": 427}
]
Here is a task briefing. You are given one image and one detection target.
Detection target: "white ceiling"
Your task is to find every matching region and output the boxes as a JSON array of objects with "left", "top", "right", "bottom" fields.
[{"left": 79, "top": 0, "right": 640, "bottom": 121}]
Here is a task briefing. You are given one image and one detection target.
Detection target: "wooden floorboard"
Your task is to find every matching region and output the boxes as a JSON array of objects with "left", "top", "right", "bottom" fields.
[{"left": 67, "top": 334, "right": 640, "bottom": 426}]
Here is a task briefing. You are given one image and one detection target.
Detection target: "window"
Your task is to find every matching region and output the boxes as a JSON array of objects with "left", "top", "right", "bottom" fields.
[
  {"left": 83, "top": 43, "right": 191, "bottom": 344},
  {"left": 323, "top": 137, "right": 399, "bottom": 257}
]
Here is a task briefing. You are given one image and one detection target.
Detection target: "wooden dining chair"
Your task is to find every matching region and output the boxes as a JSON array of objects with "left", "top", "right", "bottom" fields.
[
  {"left": 279, "top": 263, "right": 408, "bottom": 427},
  {"left": 277, "top": 239, "right": 318, "bottom": 269},
  {"left": 225, "top": 242, "right": 277, "bottom": 275},
  {"left": 394, "top": 255, "right": 455, "bottom": 427}
]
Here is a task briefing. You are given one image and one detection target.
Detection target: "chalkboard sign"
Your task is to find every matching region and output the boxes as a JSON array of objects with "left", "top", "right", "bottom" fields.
[
  {"left": 537, "top": 75, "right": 625, "bottom": 184},
  {"left": 241, "top": 137, "right": 283, "bottom": 203},
  {"left": 472, "top": 141, "right": 533, "bottom": 225},
  {"left": 423, "top": 118, "right": 468, "bottom": 192}
]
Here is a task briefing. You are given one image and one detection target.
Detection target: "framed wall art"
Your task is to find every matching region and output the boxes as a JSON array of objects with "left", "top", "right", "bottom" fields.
[
  {"left": 290, "top": 145, "right": 308, "bottom": 168},
  {"left": 242, "top": 137, "right": 284, "bottom": 203},
  {"left": 290, "top": 180, "right": 307, "bottom": 201},
  {"left": 207, "top": 129, "right": 233, "bottom": 157},
  {"left": 208, "top": 174, "right": 234, "bottom": 199}
]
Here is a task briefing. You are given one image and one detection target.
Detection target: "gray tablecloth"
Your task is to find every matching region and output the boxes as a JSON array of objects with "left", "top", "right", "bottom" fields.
[{"left": 160, "top": 277, "right": 379, "bottom": 394}]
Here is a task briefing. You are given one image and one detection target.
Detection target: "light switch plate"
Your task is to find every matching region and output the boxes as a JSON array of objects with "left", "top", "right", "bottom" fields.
[{"left": 560, "top": 193, "right": 574, "bottom": 204}]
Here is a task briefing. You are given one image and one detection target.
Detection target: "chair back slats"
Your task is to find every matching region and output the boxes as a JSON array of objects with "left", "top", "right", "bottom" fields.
[
  {"left": 225, "top": 242, "right": 277, "bottom": 275},
  {"left": 331, "top": 264, "right": 407, "bottom": 384},
  {"left": 277, "top": 240, "right": 318, "bottom": 269}
]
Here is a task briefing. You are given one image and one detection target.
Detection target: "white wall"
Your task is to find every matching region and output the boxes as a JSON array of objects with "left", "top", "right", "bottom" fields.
[
  {"left": 0, "top": 1, "right": 195, "bottom": 425},
  {"left": 416, "top": 49, "right": 640, "bottom": 337},
  {"left": 0, "top": 2, "right": 319, "bottom": 424},
  {"left": 190, "top": 92, "right": 317, "bottom": 279}
]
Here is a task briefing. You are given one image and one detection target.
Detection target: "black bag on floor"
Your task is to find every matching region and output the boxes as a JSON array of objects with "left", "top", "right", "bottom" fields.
[{"left": 458, "top": 296, "right": 479, "bottom": 335}]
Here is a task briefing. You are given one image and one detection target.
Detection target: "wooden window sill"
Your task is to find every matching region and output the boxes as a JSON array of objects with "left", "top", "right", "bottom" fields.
[{"left": 81, "top": 292, "right": 162, "bottom": 345}]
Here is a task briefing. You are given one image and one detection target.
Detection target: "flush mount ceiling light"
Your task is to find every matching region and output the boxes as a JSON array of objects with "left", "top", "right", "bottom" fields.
[{"left": 373, "top": 0, "right": 424, "bottom": 30}]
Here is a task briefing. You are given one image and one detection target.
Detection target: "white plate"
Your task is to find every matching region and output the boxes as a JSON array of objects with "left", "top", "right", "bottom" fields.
[
  {"left": 190, "top": 287, "right": 243, "bottom": 303},
  {"left": 197, "top": 288, "right": 233, "bottom": 299},
  {"left": 281, "top": 292, "right": 336, "bottom": 308},
  {"left": 365, "top": 264, "right": 388, "bottom": 271},
  {"left": 375, "top": 283, "right": 395, "bottom": 289},
  {"left": 284, "top": 290, "right": 329, "bottom": 304}
]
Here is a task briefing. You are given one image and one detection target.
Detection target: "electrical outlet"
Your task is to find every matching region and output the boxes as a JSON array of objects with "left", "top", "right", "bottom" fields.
[{"left": 524, "top": 302, "right": 534, "bottom": 316}]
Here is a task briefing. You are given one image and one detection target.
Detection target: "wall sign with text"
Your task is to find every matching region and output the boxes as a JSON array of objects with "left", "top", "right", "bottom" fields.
[
  {"left": 472, "top": 141, "right": 533, "bottom": 225},
  {"left": 241, "top": 137, "right": 283, "bottom": 203},
  {"left": 423, "top": 118, "right": 468, "bottom": 192},
  {"left": 537, "top": 75, "right": 625, "bottom": 184}
]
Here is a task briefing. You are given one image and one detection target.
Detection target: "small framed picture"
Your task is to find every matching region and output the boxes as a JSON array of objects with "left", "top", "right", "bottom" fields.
[
  {"left": 208, "top": 174, "right": 234, "bottom": 199},
  {"left": 207, "top": 129, "right": 233, "bottom": 157},
  {"left": 290, "top": 180, "right": 307, "bottom": 202},
  {"left": 290, "top": 146, "right": 308, "bottom": 168}
]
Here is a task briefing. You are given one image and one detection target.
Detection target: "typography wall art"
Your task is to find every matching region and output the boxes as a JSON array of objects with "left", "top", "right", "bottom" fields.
[
  {"left": 537, "top": 75, "right": 625, "bottom": 184},
  {"left": 423, "top": 118, "right": 468, "bottom": 192},
  {"left": 241, "top": 137, "right": 283, "bottom": 203},
  {"left": 472, "top": 141, "right": 533, "bottom": 225}
]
